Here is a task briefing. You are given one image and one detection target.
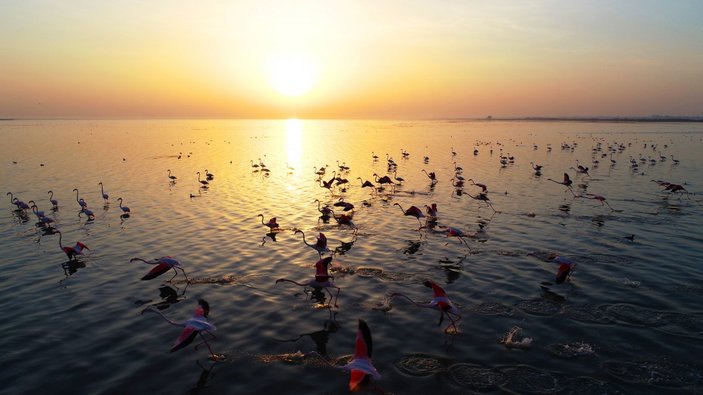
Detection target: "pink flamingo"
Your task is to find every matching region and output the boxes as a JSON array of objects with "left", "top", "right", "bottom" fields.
[
  {"left": 445, "top": 226, "right": 474, "bottom": 249},
  {"left": 466, "top": 192, "right": 498, "bottom": 213},
  {"left": 547, "top": 173, "right": 574, "bottom": 191},
  {"left": 141, "top": 299, "right": 217, "bottom": 357},
  {"left": 56, "top": 230, "right": 89, "bottom": 261},
  {"left": 130, "top": 256, "right": 189, "bottom": 282},
  {"left": 257, "top": 214, "right": 279, "bottom": 230},
  {"left": 344, "top": 319, "right": 381, "bottom": 392},
  {"left": 389, "top": 280, "right": 462, "bottom": 334},
  {"left": 425, "top": 203, "right": 438, "bottom": 218},
  {"left": 295, "top": 230, "right": 330, "bottom": 256},
  {"left": 394, "top": 203, "right": 425, "bottom": 226},
  {"left": 47, "top": 190, "right": 58, "bottom": 209},
  {"left": 581, "top": 193, "right": 619, "bottom": 211},
  {"left": 98, "top": 182, "right": 109, "bottom": 204},
  {"left": 276, "top": 257, "right": 341, "bottom": 307},
  {"left": 331, "top": 210, "right": 356, "bottom": 228},
  {"left": 547, "top": 254, "right": 577, "bottom": 284}
]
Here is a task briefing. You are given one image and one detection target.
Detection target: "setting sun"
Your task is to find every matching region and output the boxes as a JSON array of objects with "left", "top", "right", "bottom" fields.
[{"left": 266, "top": 54, "right": 318, "bottom": 97}]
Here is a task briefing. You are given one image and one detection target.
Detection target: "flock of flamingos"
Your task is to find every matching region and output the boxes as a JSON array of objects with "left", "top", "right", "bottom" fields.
[{"left": 5, "top": 137, "right": 695, "bottom": 393}]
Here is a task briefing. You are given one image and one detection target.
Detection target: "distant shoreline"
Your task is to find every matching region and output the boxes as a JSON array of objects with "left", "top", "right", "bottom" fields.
[{"left": 445, "top": 116, "right": 703, "bottom": 123}]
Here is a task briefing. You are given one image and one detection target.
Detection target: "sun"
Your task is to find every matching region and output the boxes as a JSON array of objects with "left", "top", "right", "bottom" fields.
[{"left": 267, "top": 54, "right": 317, "bottom": 97}]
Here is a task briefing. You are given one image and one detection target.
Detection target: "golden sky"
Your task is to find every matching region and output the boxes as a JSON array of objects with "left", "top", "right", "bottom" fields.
[{"left": 1, "top": 1, "right": 702, "bottom": 119}]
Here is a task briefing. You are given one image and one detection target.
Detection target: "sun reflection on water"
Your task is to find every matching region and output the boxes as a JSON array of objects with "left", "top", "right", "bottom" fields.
[{"left": 284, "top": 118, "right": 304, "bottom": 191}]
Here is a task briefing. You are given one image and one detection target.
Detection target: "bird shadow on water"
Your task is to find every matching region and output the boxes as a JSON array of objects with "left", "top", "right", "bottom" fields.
[{"left": 184, "top": 359, "right": 218, "bottom": 395}]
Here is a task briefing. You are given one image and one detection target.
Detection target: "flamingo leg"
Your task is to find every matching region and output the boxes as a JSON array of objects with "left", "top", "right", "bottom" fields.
[
  {"left": 169, "top": 269, "right": 179, "bottom": 282},
  {"left": 180, "top": 267, "right": 190, "bottom": 283},
  {"left": 195, "top": 331, "right": 216, "bottom": 356}
]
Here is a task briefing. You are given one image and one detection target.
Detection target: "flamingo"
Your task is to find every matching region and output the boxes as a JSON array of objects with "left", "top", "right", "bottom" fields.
[
  {"left": 314, "top": 199, "right": 333, "bottom": 220},
  {"left": 394, "top": 203, "right": 425, "bottom": 226},
  {"left": 372, "top": 173, "right": 394, "bottom": 186},
  {"left": 276, "top": 257, "right": 341, "bottom": 307},
  {"left": 450, "top": 147, "right": 457, "bottom": 156},
  {"left": 453, "top": 162, "right": 463, "bottom": 173},
  {"left": 56, "top": 230, "right": 89, "bottom": 261},
  {"left": 130, "top": 256, "right": 189, "bottom": 282},
  {"left": 73, "top": 188, "right": 88, "bottom": 209},
  {"left": 344, "top": 319, "right": 381, "bottom": 392},
  {"left": 466, "top": 192, "right": 498, "bottom": 213},
  {"left": 196, "top": 172, "right": 209, "bottom": 187},
  {"left": 572, "top": 160, "right": 590, "bottom": 176},
  {"left": 450, "top": 178, "right": 464, "bottom": 188},
  {"left": 371, "top": 152, "right": 379, "bottom": 161},
  {"left": 421, "top": 169, "right": 437, "bottom": 183},
  {"left": 48, "top": 190, "right": 59, "bottom": 209},
  {"left": 530, "top": 162, "right": 543, "bottom": 173},
  {"left": 141, "top": 299, "right": 217, "bottom": 357},
  {"left": 80, "top": 207, "right": 96, "bottom": 220},
  {"left": 581, "top": 193, "right": 619, "bottom": 211},
  {"left": 167, "top": 169, "right": 178, "bottom": 182},
  {"left": 445, "top": 226, "right": 474, "bottom": 249},
  {"left": 295, "top": 230, "right": 330, "bottom": 256},
  {"left": 331, "top": 210, "right": 355, "bottom": 228},
  {"left": 357, "top": 177, "right": 375, "bottom": 189},
  {"left": 663, "top": 183, "right": 691, "bottom": 199},
  {"left": 320, "top": 172, "right": 336, "bottom": 192},
  {"left": 27, "top": 201, "right": 45, "bottom": 219},
  {"left": 547, "top": 173, "right": 574, "bottom": 192},
  {"left": 547, "top": 254, "right": 577, "bottom": 284},
  {"left": 333, "top": 198, "right": 354, "bottom": 212},
  {"left": 204, "top": 169, "right": 214, "bottom": 180},
  {"left": 401, "top": 148, "right": 410, "bottom": 158},
  {"left": 425, "top": 203, "right": 438, "bottom": 218},
  {"left": 467, "top": 179, "right": 488, "bottom": 193},
  {"left": 670, "top": 155, "right": 680, "bottom": 164},
  {"left": 392, "top": 170, "right": 405, "bottom": 184},
  {"left": 389, "top": 280, "right": 462, "bottom": 334},
  {"left": 257, "top": 214, "right": 279, "bottom": 230},
  {"left": 98, "top": 182, "right": 109, "bottom": 203},
  {"left": 117, "top": 197, "right": 131, "bottom": 214}
]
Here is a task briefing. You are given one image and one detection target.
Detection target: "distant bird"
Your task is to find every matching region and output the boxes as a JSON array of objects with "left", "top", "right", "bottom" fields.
[
  {"left": 663, "top": 183, "right": 691, "bottom": 199},
  {"left": 80, "top": 207, "right": 96, "bottom": 220},
  {"left": 547, "top": 254, "right": 577, "bottom": 284},
  {"left": 450, "top": 178, "right": 464, "bottom": 188},
  {"left": 333, "top": 198, "right": 354, "bottom": 212},
  {"left": 389, "top": 280, "right": 462, "bottom": 334},
  {"left": 257, "top": 214, "right": 279, "bottom": 230},
  {"left": 530, "top": 162, "right": 543, "bottom": 173},
  {"left": 373, "top": 173, "right": 394, "bottom": 186},
  {"left": 276, "top": 256, "right": 340, "bottom": 307},
  {"left": 141, "top": 299, "right": 217, "bottom": 357},
  {"left": 466, "top": 192, "right": 498, "bottom": 213},
  {"left": 167, "top": 169, "right": 178, "bottom": 182},
  {"left": 445, "top": 226, "right": 474, "bottom": 249},
  {"left": 56, "top": 230, "right": 89, "bottom": 261},
  {"left": 357, "top": 177, "right": 375, "bottom": 189},
  {"left": 392, "top": 171, "right": 405, "bottom": 184},
  {"left": 394, "top": 203, "right": 425, "bottom": 226},
  {"left": 581, "top": 193, "right": 619, "bottom": 211},
  {"left": 425, "top": 203, "right": 438, "bottom": 218},
  {"left": 117, "top": 197, "right": 131, "bottom": 214},
  {"left": 670, "top": 155, "right": 680, "bottom": 164},
  {"left": 98, "top": 182, "right": 109, "bottom": 203},
  {"left": 204, "top": 169, "right": 214, "bottom": 180},
  {"left": 47, "top": 190, "right": 59, "bottom": 209},
  {"left": 314, "top": 199, "right": 333, "bottom": 220},
  {"left": 331, "top": 210, "right": 356, "bottom": 228},
  {"left": 295, "top": 230, "right": 330, "bottom": 256},
  {"left": 572, "top": 160, "right": 590, "bottom": 176},
  {"left": 467, "top": 179, "right": 488, "bottom": 193},
  {"left": 196, "top": 172, "right": 209, "bottom": 187},
  {"left": 130, "top": 256, "right": 189, "bottom": 282},
  {"left": 624, "top": 234, "right": 635, "bottom": 242}
]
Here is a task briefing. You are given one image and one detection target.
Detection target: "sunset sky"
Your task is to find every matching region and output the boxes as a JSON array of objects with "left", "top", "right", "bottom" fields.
[{"left": 1, "top": 1, "right": 702, "bottom": 119}]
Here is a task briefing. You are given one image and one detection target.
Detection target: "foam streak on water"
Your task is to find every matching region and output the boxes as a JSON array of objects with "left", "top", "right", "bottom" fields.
[{"left": 1, "top": 119, "right": 702, "bottom": 394}]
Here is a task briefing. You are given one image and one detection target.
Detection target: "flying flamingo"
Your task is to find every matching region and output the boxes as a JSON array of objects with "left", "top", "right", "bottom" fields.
[
  {"left": 130, "top": 256, "right": 189, "bottom": 282},
  {"left": 56, "top": 230, "right": 89, "bottom": 261},
  {"left": 466, "top": 192, "right": 498, "bottom": 213},
  {"left": 422, "top": 169, "right": 437, "bottom": 183},
  {"left": 98, "top": 182, "right": 109, "bottom": 204},
  {"left": 295, "top": 230, "right": 330, "bottom": 256},
  {"left": 257, "top": 214, "right": 279, "bottom": 230},
  {"left": 141, "top": 299, "right": 217, "bottom": 358},
  {"left": 196, "top": 172, "right": 209, "bottom": 187},
  {"left": 344, "top": 319, "right": 381, "bottom": 392},
  {"left": 467, "top": 179, "right": 488, "bottom": 193},
  {"left": 167, "top": 169, "right": 178, "bottom": 182},
  {"left": 571, "top": 160, "right": 590, "bottom": 176},
  {"left": 117, "top": 197, "right": 131, "bottom": 214},
  {"left": 333, "top": 198, "right": 354, "bottom": 212},
  {"left": 445, "top": 226, "right": 474, "bottom": 250},
  {"left": 47, "top": 190, "right": 59, "bottom": 210},
  {"left": 73, "top": 188, "right": 88, "bottom": 209},
  {"left": 547, "top": 173, "right": 574, "bottom": 192},
  {"left": 581, "top": 193, "right": 620, "bottom": 211},
  {"left": 389, "top": 280, "right": 462, "bottom": 334},
  {"left": 276, "top": 256, "right": 341, "bottom": 307},
  {"left": 393, "top": 203, "right": 425, "bottom": 227},
  {"left": 663, "top": 183, "right": 691, "bottom": 199}
]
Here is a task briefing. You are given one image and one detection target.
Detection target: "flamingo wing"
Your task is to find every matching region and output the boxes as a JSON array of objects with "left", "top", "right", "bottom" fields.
[
  {"left": 141, "top": 262, "right": 172, "bottom": 280},
  {"left": 354, "top": 319, "right": 372, "bottom": 359},
  {"left": 563, "top": 173, "right": 571, "bottom": 184},
  {"left": 349, "top": 370, "right": 369, "bottom": 392},
  {"left": 171, "top": 326, "right": 198, "bottom": 352}
]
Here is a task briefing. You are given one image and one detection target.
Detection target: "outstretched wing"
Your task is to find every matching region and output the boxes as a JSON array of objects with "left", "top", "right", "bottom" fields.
[
  {"left": 141, "top": 262, "right": 171, "bottom": 280},
  {"left": 171, "top": 326, "right": 198, "bottom": 352},
  {"left": 355, "top": 319, "right": 373, "bottom": 359}
]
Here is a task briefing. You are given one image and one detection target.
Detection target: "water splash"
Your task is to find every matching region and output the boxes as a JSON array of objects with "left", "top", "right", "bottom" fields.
[{"left": 499, "top": 326, "right": 533, "bottom": 349}]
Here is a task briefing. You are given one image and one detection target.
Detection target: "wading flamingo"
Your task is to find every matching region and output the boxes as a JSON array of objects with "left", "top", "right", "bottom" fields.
[
  {"left": 547, "top": 173, "right": 574, "bottom": 192},
  {"left": 295, "top": 230, "right": 330, "bottom": 256},
  {"left": 581, "top": 193, "right": 619, "bottom": 211},
  {"left": 547, "top": 254, "right": 577, "bottom": 284},
  {"left": 196, "top": 172, "right": 209, "bottom": 187},
  {"left": 276, "top": 256, "right": 341, "bottom": 307},
  {"left": 73, "top": 188, "right": 88, "bottom": 209},
  {"left": 48, "top": 190, "right": 59, "bottom": 209},
  {"left": 257, "top": 214, "right": 279, "bottom": 230},
  {"left": 445, "top": 226, "right": 474, "bottom": 250},
  {"left": 425, "top": 203, "right": 438, "bottom": 218},
  {"left": 422, "top": 170, "right": 437, "bottom": 183},
  {"left": 141, "top": 299, "right": 217, "bottom": 357},
  {"left": 389, "top": 280, "right": 462, "bottom": 334},
  {"left": 117, "top": 197, "right": 131, "bottom": 214},
  {"left": 98, "top": 182, "right": 109, "bottom": 204},
  {"left": 466, "top": 192, "right": 498, "bottom": 213},
  {"left": 394, "top": 203, "right": 425, "bottom": 227},
  {"left": 130, "top": 256, "right": 189, "bottom": 282},
  {"left": 467, "top": 179, "right": 488, "bottom": 193},
  {"left": 314, "top": 199, "right": 333, "bottom": 220},
  {"left": 167, "top": 169, "right": 178, "bottom": 182},
  {"left": 56, "top": 230, "right": 89, "bottom": 261},
  {"left": 331, "top": 210, "right": 356, "bottom": 229},
  {"left": 357, "top": 177, "right": 375, "bottom": 189}
]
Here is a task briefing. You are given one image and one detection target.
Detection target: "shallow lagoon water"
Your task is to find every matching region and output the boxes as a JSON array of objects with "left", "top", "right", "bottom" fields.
[{"left": 1, "top": 119, "right": 702, "bottom": 394}]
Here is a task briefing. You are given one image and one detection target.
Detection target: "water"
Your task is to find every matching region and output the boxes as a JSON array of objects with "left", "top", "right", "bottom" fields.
[{"left": 1, "top": 119, "right": 702, "bottom": 394}]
